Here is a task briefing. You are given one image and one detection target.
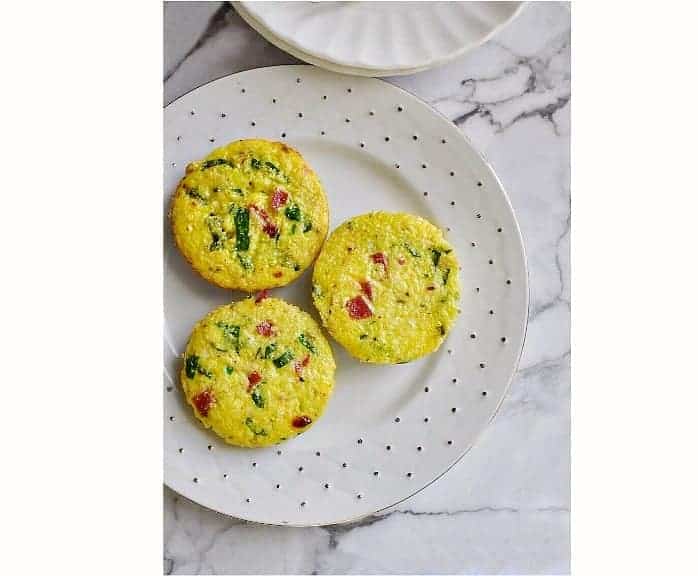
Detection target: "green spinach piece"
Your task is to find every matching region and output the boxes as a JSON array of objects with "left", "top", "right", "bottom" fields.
[
  {"left": 273, "top": 350, "right": 294, "bottom": 368},
  {"left": 298, "top": 333, "right": 316, "bottom": 354},
  {"left": 185, "top": 187, "right": 206, "bottom": 202},
  {"left": 250, "top": 158, "right": 262, "bottom": 170},
  {"left": 285, "top": 204, "right": 301, "bottom": 221},
  {"left": 442, "top": 268, "right": 451, "bottom": 285},
  {"left": 264, "top": 161, "right": 280, "bottom": 174},
  {"left": 245, "top": 417, "right": 267, "bottom": 436},
  {"left": 225, "top": 366, "right": 234, "bottom": 375},
  {"left": 262, "top": 343, "right": 278, "bottom": 359},
  {"left": 234, "top": 207, "right": 250, "bottom": 251},
  {"left": 202, "top": 158, "right": 234, "bottom": 169},
  {"left": 185, "top": 355, "right": 199, "bottom": 379},
  {"left": 303, "top": 221, "right": 312, "bottom": 233},
  {"left": 207, "top": 215, "right": 225, "bottom": 251},
  {"left": 431, "top": 249, "right": 442, "bottom": 267},
  {"left": 237, "top": 253, "right": 253, "bottom": 271},
  {"left": 216, "top": 322, "right": 241, "bottom": 353},
  {"left": 250, "top": 387, "right": 265, "bottom": 408},
  {"left": 184, "top": 355, "right": 212, "bottom": 378}
]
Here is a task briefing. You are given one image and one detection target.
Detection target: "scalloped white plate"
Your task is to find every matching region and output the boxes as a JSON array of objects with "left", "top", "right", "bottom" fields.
[
  {"left": 164, "top": 65, "right": 528, "bottom": 526},
  {"left": 234, "top": 1, "right": 525, "bottom": 77}
]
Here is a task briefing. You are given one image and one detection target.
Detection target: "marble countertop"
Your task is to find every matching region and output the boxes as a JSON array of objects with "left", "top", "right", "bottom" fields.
[{"left": 164, "top": 2, "right": 570, "bottom": 574}]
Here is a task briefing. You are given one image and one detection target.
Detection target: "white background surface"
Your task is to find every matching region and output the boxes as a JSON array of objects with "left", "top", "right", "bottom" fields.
[
  {"left": 164, "top": 2, "right": 570, "bottom": 573},
  {"left": 4, "top": 3, "right": 698, "bottom": 576}
]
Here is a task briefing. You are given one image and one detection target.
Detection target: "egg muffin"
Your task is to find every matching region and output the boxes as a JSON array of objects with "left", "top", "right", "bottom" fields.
[
  {"left": 312, "top": 212, "right": 460, "bottom": 363},
  {"left": 181, "top": 296, "right": 336, "bottom": 447},
  {"left": 170, "top": 139, "right": 329, "bottom": 291}
]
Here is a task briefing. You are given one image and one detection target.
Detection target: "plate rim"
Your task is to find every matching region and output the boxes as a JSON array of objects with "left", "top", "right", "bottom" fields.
[
  {"left": 232, "top": 1, "right": 527, "bottom": 77},
  {"left": 164, "top": 64, "right": 530, "bottom": 526}
]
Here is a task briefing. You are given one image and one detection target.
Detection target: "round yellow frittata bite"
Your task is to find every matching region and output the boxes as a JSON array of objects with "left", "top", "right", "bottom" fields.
[
  {"left": 181, "top": 296, "right": 336, "bottom": 447},
  {"left": 170, "top": 139, "right": 329, "bottom": 291},
  {"left": 312, "top": 212, "right": 461, "bottom": 364}
]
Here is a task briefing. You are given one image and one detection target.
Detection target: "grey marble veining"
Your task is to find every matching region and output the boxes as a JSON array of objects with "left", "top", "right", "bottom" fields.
[{"left": 164, "top": 2, "right": 570, "bottom": 574}]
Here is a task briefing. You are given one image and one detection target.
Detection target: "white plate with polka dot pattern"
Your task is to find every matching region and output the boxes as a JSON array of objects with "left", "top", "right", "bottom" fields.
[{"left": 164, "top": 65, "right": 528, "bottom": 526}]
